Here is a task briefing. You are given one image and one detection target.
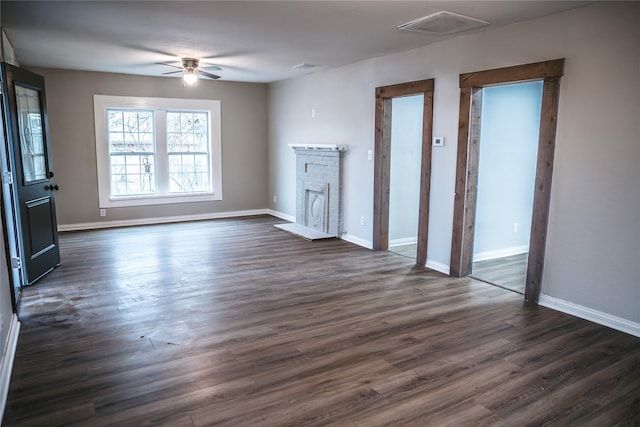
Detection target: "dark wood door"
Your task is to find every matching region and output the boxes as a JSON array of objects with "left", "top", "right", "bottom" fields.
[{"left": 1, "top": 63, "right": 60, "bottom": 285}]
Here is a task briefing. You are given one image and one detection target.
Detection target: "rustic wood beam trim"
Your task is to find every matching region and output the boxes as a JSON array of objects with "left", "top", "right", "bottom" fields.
[
  {"left": 416, "top": 88, "right": 434, "bottom": 265},
  {"left": 460, "top": 59, "right": 564, "bottom": 88},
  {"left": 372, "top": 88, "right": 389, "bottom": 250},
  {"left": 450, "top": 87, "right": 471, "bottom": 277},
  {"left": 451, "top": 58, "right": 564, "bottom": 305},
  {"left": 460, "top": 88, "right": 483, "bottom": 276},
  {"left": 373, "top": 78, "right": 434, "bottom": 263},
  {"left": 377, "top": 79, "right": 434, "bottom": 99},
  {"left": 524, "top": 76, "right": 561, "bottom": 303},
  {"left": 450, "top": 87, "right": 481, "bottom": 277}
]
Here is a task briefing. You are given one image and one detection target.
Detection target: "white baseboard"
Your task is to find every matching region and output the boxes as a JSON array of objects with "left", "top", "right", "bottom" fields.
[
  {"left": 266, "top": 209, "right": 295, "bottom": 222},
  {"left": 389, "top": 237, "right": 418, "bottom": 247},
  {"left": 0, "top": 314, "right": 20, "bottom": 421},
  {"left": 341, "top": 233, "right": 373, "bottom": 250},
  {"left": 57, "top": 209, "right": 271, "bottom": 232},
  {"left": 473, "top": 245, "right": 529, "bottom": 262},
  {"left": 539, "top": 294, "right": 640, "bottom": 338},
  {"left": 426, "top": 259, "right": 450, "bottom": 275}
]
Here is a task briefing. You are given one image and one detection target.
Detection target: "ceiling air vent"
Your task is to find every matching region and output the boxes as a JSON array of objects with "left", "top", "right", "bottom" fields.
[
  {"left": 292, "top": 63, "right": 319, "bottom": 70},
  {"left": 397, "top": 10, "right": 489, "bottom": 36}
]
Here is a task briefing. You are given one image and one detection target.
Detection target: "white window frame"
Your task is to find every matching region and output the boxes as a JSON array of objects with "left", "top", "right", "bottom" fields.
[{"left": 94, "top": 95, "right": 222, "bottom": 208}]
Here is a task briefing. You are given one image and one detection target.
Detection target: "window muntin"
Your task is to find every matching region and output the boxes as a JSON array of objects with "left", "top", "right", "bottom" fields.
[{"left": 94, "top": 96, "right": 222, "bottom": 208}]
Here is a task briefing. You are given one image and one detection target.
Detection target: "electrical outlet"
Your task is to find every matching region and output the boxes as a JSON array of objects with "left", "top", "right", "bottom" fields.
[
  {"left": 512, "top": 222, "right": 518, "bottom": 234},
  {"left": 100, "top": 209, "right": 106, "bottom": 217},
  {"left": 360, "top": 216, "right": 365, "bottom": 226},
  {"left": 273, "top": 195, "right": 277, "bottom": 204},
  {"left": 367, "top": 150, "right": 373, "bottom": 161}
]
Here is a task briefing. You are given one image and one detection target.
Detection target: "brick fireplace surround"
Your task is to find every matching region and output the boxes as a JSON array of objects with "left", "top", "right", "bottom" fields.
[{"left": 279, "top": 144, "right": 346, "bottom": 239}]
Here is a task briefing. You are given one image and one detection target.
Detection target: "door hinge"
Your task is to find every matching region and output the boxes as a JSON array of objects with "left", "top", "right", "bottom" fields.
[
  {"left": 10, "top": 257, "right": 21, "bottom": 269},
  {"left": 2, "top": 171, "right": 13, "bottom": 185}
]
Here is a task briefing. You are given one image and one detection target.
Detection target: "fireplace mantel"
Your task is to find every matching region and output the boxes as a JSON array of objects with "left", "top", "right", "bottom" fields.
[{"left": 288, "top": 143, "right": 348, "bottom": 152}]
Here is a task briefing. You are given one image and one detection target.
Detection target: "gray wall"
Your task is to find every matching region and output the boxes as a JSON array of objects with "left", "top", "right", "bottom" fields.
[
  {"left": 32, "top": 68, "right": 268, "bottom": 226},
  {"left": 473, "top": 82, "right": 542, "bottom": 257},
  {"left": 268, "top": 3, "right": 640, "bottom": 324}
]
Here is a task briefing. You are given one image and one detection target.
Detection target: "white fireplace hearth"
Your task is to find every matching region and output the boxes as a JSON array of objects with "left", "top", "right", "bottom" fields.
[{"left": 275, "top": 144, "right": 347, "bottom": 240}]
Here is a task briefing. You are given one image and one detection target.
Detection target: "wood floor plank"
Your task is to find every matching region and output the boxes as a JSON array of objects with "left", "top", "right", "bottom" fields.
[{"left": 3, "top": 216, "right": 639, "bottom": 426}]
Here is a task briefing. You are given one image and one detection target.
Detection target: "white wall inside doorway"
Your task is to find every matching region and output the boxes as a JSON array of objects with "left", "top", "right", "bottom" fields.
[
  {"left": 473, "top": 81, "right": 543, "bottom": 261},
  {"left": 389, "top": 94, "right": 423, "bottom": 246}
]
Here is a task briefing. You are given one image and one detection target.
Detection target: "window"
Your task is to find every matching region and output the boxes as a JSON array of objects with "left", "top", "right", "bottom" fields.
[
  {"left": 166, "top": 111, "right": 210, "bottom": 193},
  {"left": 107, "top": 109, "right": 155, "bottom": 196},
  {"left": 94, "top": 95, "right": 222, "bottom": 208}
]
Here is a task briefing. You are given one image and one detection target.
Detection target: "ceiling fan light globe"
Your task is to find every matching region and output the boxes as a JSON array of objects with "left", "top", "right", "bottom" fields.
[{"left": 183, "top": 71, "right": 198, "bottom": 85}]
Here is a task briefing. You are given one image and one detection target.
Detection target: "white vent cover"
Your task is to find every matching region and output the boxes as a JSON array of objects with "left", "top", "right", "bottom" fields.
[
  {"left": 292, "top": 63, "right": 319, "bottom": 70},
  {"left": 397, "top": 10, "right": 489, "bottom": 35}
]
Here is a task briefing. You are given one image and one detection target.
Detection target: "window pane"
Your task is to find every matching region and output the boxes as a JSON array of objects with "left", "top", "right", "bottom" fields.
[
  {"left": 140, "top": 132, "right": 154, "bottom": 152},
  {"left": 110, "top": 154, "right": 155, "bottom": 196},
  {"left": 107, "top": 108, "right": 154, "bottom": 154},
  {"left": 108, "top": 110, "right": 123, "bottom": 132},
  {"left": 167, "top": 111, "right": 209, "bottom": 153},
  {"left": 180, "top": 113, "right": 194, "bottom": 133},
  {"left": 107, "top": 109, "right": 156, "bottom": 197},
  {"left": 169, "top": 154, "right": 209, "bottom": 193},
  {"left": 182, "top": 133, "right": 195, "bottom": 149},
  {"left": 193, "top": 113, "right": 207, "bottom": 134},
  {"left": 15, "top": 86, "right": 47, "bottom": 182},
  {"left": 166, "top": 113, "right": 180, "bottom": 133},
  {"left": 167, "top": 133, "right": 181, "bottom": 152},
  {"left": 193, "top": 133, "right": 208, "bottom": 152}
]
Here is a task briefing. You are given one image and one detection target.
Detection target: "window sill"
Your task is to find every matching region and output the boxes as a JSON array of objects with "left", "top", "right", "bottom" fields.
[{"left": 99, "top": 192, "right": 222, "bottom": 209}]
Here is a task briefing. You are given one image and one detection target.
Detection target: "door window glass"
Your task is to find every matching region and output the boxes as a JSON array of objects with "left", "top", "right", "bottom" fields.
[{"left": 15, "top": 85, "right": 46, "bottom": 182}]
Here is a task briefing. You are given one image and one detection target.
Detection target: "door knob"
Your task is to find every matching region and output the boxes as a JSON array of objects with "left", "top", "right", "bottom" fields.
[{"left": 46, "top": 184, "right": 59, "bottom": 191}]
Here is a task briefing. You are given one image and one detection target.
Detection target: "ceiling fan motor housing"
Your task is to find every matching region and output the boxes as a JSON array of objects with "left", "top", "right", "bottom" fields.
[{"left": 182, "top": 58, "right": 199, "bottom": 70}]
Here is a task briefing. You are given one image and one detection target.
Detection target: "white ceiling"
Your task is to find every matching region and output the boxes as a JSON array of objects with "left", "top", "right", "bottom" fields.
[{"left": 1, "top": 1, "right": 589, "bottom": 83}]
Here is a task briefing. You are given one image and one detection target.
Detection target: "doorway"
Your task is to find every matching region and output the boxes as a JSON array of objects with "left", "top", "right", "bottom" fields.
[
  {"left": 450, "top": 59, "right": 564, "bottom": 303},
  {"left": 388, "top": 94, "right": 424, "bottom": 260},
  {"left": 471, "top": 81, "right": 543, "bottom": 294},
  {"left": 373, "top": 79, "right": 434, "bottom": 265}
]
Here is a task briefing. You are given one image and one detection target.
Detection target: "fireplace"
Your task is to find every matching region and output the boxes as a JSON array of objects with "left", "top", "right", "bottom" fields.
[
  {"left": 304, "top": 181, "right": 328, "bottom": 232},
  {"left": 282, "top": 144, "right": 346, "bottom": 239}
]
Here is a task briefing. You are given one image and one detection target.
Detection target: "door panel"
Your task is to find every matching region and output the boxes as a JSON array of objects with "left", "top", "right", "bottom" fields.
[
  {"left": 26, "top": 196, "right": 56, "bottom": 256},
  {"left": 2, "top": 62, "right": 60, "bottom": 285}
]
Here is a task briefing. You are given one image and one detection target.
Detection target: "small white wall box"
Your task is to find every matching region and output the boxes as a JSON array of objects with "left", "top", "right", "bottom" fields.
[{"left": 433, "top": 136, "right": 445, "bottom": 147}]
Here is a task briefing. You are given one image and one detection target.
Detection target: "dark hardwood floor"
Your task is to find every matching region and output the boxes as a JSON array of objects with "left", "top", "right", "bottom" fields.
[
  {"left": 3, "top": 216, "right": 640, "bottom": 426},
  {"left": 472, "top": 253, "right": 528, "bottom": 294}
]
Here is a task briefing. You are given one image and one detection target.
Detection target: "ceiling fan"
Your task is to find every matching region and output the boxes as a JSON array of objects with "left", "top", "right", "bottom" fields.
[{"left": 159, "top": 57, "right": 222, "bottom": 85}]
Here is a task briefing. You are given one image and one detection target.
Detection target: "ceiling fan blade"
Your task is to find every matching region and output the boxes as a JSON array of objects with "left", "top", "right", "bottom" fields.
[
  {"left": 162, "top": 70, "right": 183, "bottom": 75},
  {"left": 197, "top": 70, "right": 221, "bottom": 80},
  {"left": 156, "top": 62, "right": 184, "bottom": 70},
  {"left": 200, "top": 64, "right": 222, "bottom": 71}
]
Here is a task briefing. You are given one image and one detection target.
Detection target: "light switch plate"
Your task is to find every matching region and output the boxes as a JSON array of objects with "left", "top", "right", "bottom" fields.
[{"left": 433, "top": 136, "right": 445, "bottom": 147}]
